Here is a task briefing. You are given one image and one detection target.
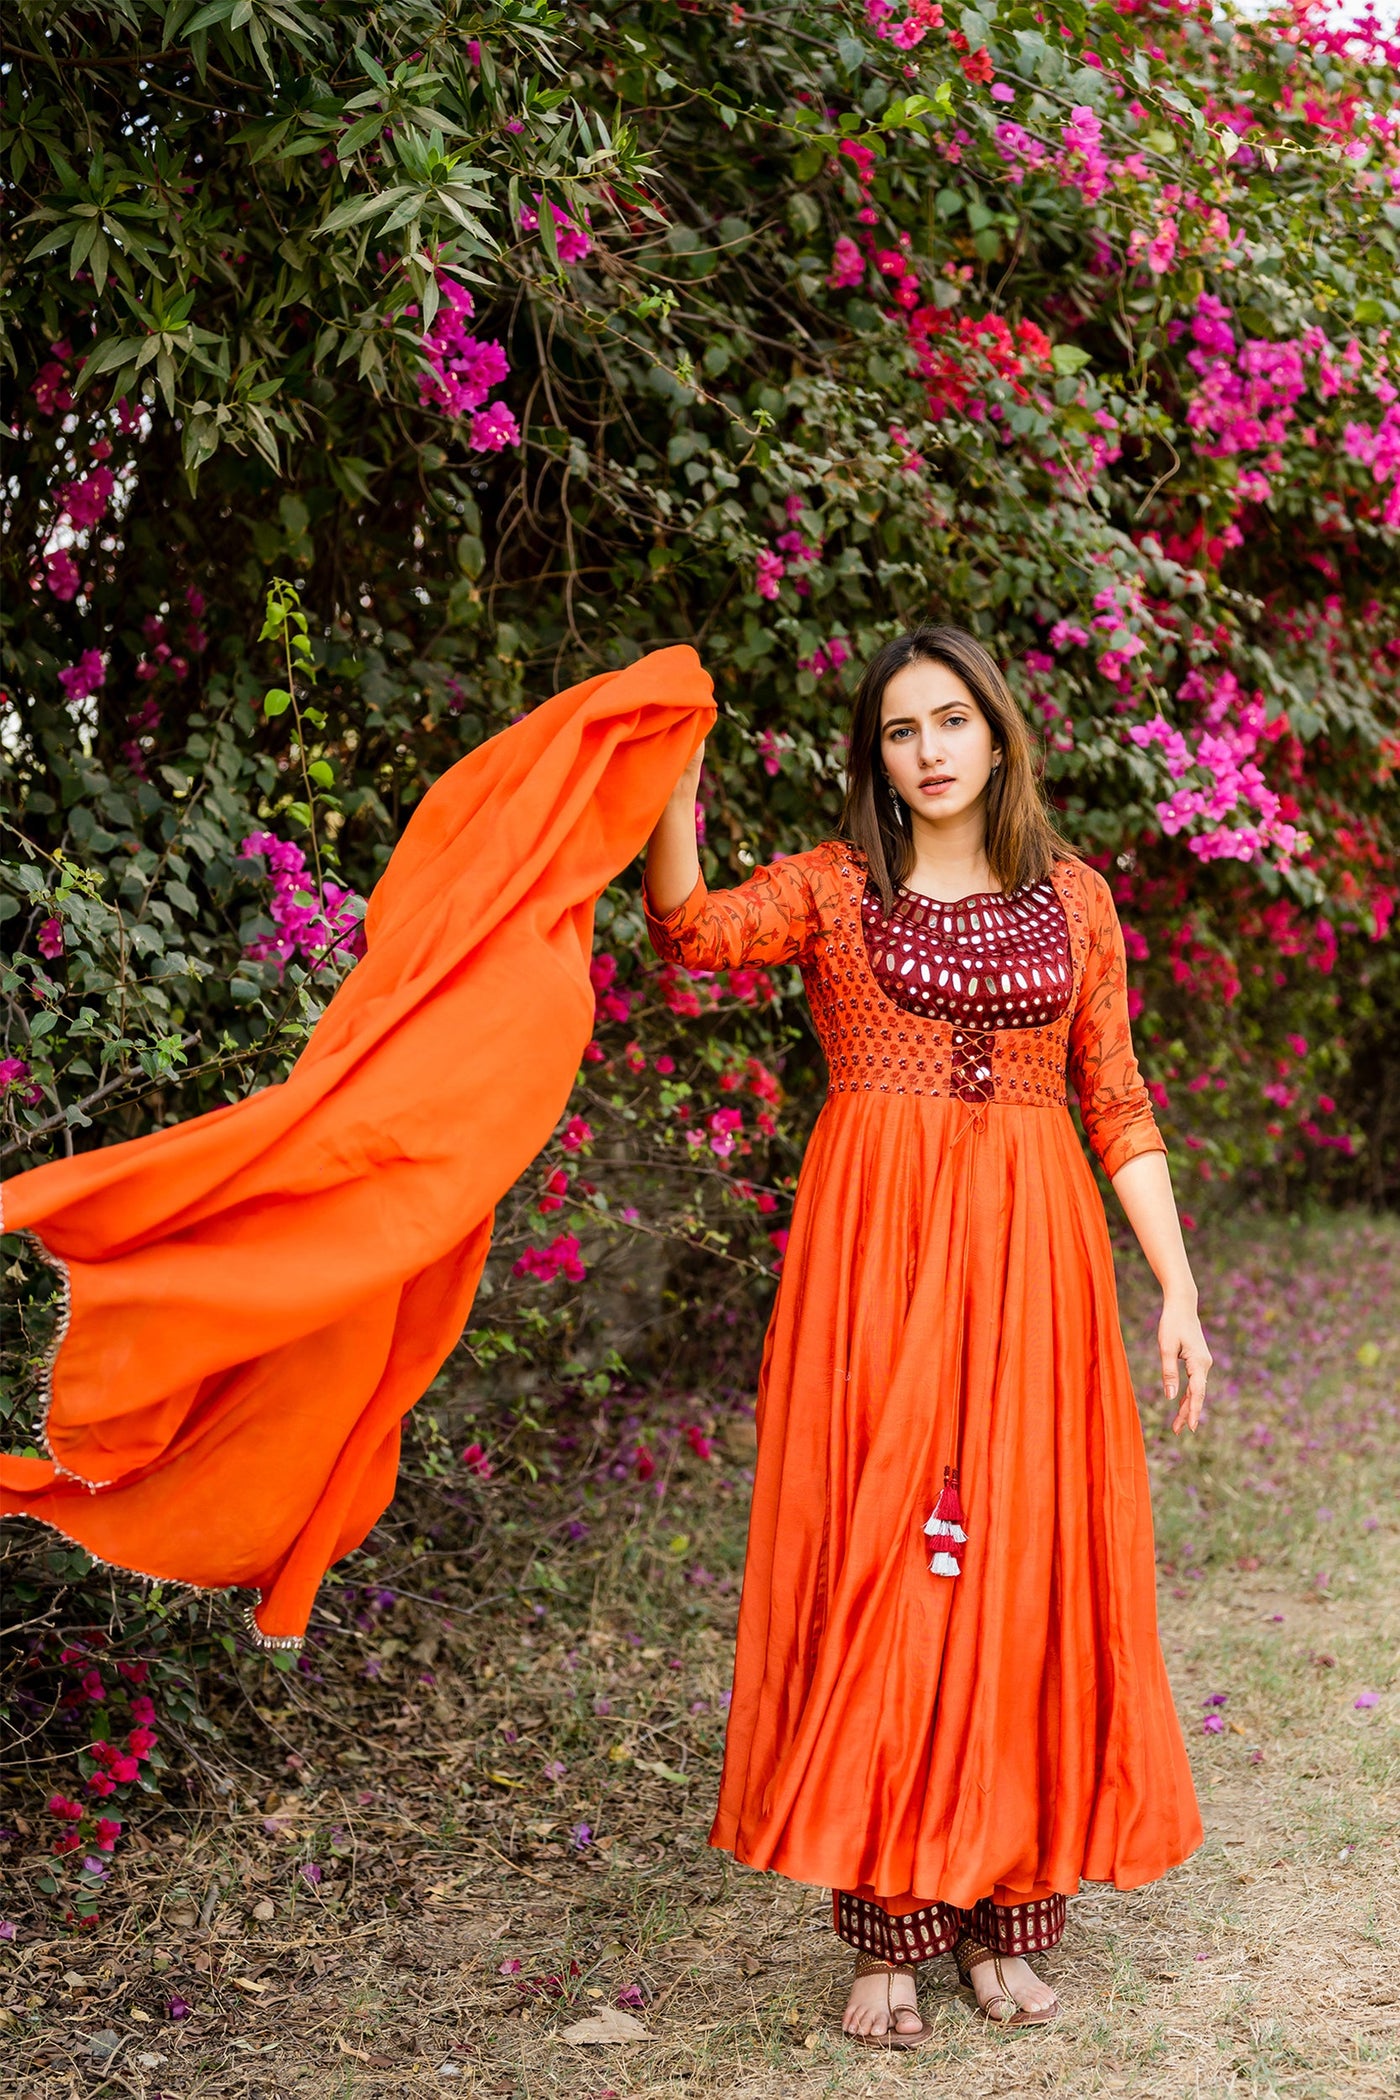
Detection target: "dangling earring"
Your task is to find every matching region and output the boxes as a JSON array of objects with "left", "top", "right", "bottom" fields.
[{"left": 887, "top": 781, "right": 907, "bottom": 824}]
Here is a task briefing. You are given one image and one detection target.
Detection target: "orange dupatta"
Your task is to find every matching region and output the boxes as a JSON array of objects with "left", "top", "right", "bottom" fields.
[{"left": 0, "top": 647, "right": 714, "bottom": 1643}]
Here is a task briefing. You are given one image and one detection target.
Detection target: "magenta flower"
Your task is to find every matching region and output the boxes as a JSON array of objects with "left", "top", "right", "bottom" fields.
[
  {"left": 469, "top": 399, "right": 521, "bottom": 452},
  {"left": 754, "top": 549, "right": 784, "bottom": 600},
  {"left": 166, "top": 1995, "right": 192, "bottom": 2020},
  {"left": 59, "top": 466, "right": 115, "bottom": 530},
  {"left": 58, "top": 649, "right": 106, "bottom": 702},
  {"left": 1354, "top": 1691, "right": 1380, "bottom": 1709},
  {"left": 827, "top": 234, "right": 864, "bottom": 291},
  {"left": 44, "top": 547, "right": 81, "bottom": 600},
  {"left": 37, "top": 916, "right": 64, "bottom": 959}
]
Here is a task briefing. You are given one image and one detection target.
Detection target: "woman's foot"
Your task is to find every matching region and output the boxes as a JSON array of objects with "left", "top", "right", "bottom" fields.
[
  {"left": 966, "top": 1950, "right": 1058, "bottom": 2021},
  {"left": 841, "top": 1961, "right": 925, "bottom": 2040}
]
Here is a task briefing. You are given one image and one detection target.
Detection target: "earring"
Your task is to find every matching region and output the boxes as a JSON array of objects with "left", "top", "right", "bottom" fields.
[{"left": 887, "top": 781, "right": 907, "bottom": 823}]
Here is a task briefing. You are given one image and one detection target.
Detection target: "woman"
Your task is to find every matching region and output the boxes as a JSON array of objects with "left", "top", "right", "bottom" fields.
[{"left": 643, "top": 625, "right": 1209, "bottom": 2043}]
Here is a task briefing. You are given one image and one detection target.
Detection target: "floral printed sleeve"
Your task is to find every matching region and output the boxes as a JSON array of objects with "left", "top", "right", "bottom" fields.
[
  {"left": 1067, "top": 867, "right": 1168, "bottom": 1180},
  {"left": 643, "top": 848, "right": 828, "bottom": 971}
]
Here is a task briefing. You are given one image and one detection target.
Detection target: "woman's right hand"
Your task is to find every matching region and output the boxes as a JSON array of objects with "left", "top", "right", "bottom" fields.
[{"left": 669, "top": 737, "right": 705, "bottom": 806}]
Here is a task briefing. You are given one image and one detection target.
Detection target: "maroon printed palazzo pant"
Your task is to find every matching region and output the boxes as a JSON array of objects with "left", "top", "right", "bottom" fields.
[{"left": 834, "top": 1889, "right": 1066, "bottom": 1964}]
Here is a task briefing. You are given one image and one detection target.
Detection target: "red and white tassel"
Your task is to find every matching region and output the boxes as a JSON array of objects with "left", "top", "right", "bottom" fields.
[{"left": 924, "top": 1464, "right": 967, "bottom": 1579}]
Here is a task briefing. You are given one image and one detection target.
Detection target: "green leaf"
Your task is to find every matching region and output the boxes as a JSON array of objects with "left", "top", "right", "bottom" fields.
[
  {"left": 319, "top": 185, "right": 416, "bottom": 235},
  {"left": 262, "top": 688, "right": 293, "bottom": 717},
  {"left": 307, "top": 760, "right": 334, "bottom": 787},
  {"left": 1051, "top": 344, "right": 1092, "bottom": 376}
]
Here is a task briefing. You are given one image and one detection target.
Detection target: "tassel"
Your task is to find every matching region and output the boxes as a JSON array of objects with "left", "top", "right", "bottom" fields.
[{"left": 924, "top": 1465, "right": 968, "bottom": 1579}]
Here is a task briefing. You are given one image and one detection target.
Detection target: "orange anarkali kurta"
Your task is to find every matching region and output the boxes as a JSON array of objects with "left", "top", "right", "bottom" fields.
[{"left": 646, "top": 840, "right": 1202, "bottom": 1913}]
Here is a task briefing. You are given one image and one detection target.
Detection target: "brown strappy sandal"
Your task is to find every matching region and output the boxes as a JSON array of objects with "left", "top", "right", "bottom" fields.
[
  {"left": 842, "top": 1951, "right": 936, "bottom": 2049},
  {"left": 954, "top": 1932, "right": 1060, "bottom": 2028}
]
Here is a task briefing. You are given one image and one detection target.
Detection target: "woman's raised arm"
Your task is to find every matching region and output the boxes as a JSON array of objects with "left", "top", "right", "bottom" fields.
[{"left": 641, "top": 748, "right": 828, "bottom": 974}]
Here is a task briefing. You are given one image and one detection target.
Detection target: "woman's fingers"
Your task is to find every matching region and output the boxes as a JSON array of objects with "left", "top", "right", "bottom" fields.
[
  {"left": 1167, "top": 1344, "right": 1211, "bottom": 1433},
  {"left": 1160, "top": 1335, "right": 1180, "bottom": 1403}
]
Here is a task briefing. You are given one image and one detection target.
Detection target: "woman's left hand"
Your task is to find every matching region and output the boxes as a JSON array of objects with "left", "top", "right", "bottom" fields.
[{"left": 1160, "top": 1294, "right": 1211, "bottom": 1434}]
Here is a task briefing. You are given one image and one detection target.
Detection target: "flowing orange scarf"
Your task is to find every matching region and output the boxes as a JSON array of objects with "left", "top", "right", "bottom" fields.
[{"left": 1, "top": 647, "right": 714, "bottom": 1643}]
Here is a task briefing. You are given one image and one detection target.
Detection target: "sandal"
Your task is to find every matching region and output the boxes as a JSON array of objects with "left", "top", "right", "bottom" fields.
[
  {"left": 841, "top": 1951, "right": 935, "bottom": 2049},
  {"left": 954, "top": 1932, "right": 1060, "bottom": 2029}
]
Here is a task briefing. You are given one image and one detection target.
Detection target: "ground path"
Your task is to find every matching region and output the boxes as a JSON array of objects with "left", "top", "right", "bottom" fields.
[{"left": 5, "top": 1214, "right": 1397, "bottom": 2098}]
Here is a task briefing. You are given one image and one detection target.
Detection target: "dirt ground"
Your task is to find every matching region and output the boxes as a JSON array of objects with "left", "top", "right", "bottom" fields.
[{"left": 4, "top": 1214, "right": 1398, "bottom": 2099}]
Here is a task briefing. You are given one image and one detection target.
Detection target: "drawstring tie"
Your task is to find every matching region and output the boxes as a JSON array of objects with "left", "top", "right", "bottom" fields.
[
  {"left": 929, "top": 1093, "right": 984, "bottom": 1575},
  {"left": 949, "top": 1097, "right": 989, "bottom": 1149}
]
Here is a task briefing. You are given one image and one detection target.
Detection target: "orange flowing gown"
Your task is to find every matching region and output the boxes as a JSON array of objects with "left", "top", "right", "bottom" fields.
[
  {"left": 646, "top": 841, "right": 1202, "bottom": 1911},
  {"left": 0, "top": 650, "right": 714, "bottom": 1645}
]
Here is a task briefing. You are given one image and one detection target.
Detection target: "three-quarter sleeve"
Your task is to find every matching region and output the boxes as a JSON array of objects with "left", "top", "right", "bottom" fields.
[
  {"left": 643, "top": 849, "right": 827, "bottom": 971},
  {"left": 1067, "top": 867, "right": 1168, "bottom": 1181}
]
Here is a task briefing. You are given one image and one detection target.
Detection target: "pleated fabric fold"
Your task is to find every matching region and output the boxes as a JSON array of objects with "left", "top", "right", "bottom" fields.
[
  {"left": 1, "top": 647, "right": 715, "bottom": 1643},
  {"left": 712, "top": 1086, "right": 1202, "bottom": 1907}
]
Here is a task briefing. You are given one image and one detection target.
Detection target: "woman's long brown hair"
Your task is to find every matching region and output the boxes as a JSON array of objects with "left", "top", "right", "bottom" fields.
[{"left": 838, "top": 623, "right": 1078, "bottom": 909}]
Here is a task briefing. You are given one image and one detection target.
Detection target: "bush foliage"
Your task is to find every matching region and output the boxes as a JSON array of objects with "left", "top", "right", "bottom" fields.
[{"left": 3, "top": 0, "right": 1398, "bottom": 1750}]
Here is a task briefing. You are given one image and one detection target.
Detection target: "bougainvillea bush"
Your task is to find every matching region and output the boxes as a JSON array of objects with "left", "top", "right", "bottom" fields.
[{"left": 2, "top": 0, "right": 1398, "bottom": 1785}]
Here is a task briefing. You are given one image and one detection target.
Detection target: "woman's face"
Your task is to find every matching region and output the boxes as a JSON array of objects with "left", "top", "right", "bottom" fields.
[{"left": 879, "top": 660, "right": 999, "bottom": 827}]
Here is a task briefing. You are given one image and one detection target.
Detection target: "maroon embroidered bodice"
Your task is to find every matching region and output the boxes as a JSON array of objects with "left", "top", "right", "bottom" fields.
[
  {"left": 861, "top": 877, "right": 1073, "bottom": 1102},
  {"left": 643, "top": 841, "right": 1168, "bottom": 1181}
]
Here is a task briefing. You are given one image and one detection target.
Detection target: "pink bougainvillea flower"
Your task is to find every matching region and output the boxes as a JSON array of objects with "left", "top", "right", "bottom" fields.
[
  {"left": 469, "top": 399, "right": 521, "bottom": 453},
  {"left": 827, "top": 234, "right": 864, "bottom": 290},
  {"left": 1354, "top": 1691, "right": 1380, "bottom": 1709},
  {"left": 461, "top": 1442, "right": 493, "bottom": 1479},
  {"left": 44, "top": 547, "right": 81, "bottom": 601},
  {"left": 560, "top": 1114, "right": 594, "bottom": 1151},
  {"left": 166, "top": 1995, "right": 192, "bottom": 2020},
  {"left": 543, "top": 1760, "right": 566, "bottom": 1782},
  {"left": 0, "top": 1056, "right": 41, "bottom": 1106},
  {"left": 58, "top": 649, "right": 106, "bottom": 702},
  {"left": 498, "top": 1958, "right": 522, "bottom": 1975},
  {"left": 37, "top": 916, "right": 64, "bottom": 959},
  {"left": 58, "top": 466, "right": 115, "bottom": 531},
  {"left": 754, "top": 548, "right": 784, "bottom": 599},
  {"left": 512, "top": 1234, "right": 586, "bottom": 1283},
  {"left": 239, "top": 831, "right": 364, "bottom": 973},
  {"left": 47, "top": 1794, "right": 84, "bottom": 1821}
]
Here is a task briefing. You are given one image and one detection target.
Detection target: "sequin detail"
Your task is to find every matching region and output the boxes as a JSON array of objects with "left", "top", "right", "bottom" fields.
[
  {"left": 860, "top": 877, "right": 1072, "bottom": 1105},
  {"left": 644, "top": 843, "right": 1168, "bottom": 1178}
]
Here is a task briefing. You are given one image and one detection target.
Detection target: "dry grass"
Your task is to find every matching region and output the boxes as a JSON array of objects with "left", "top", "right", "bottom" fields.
[{"left": 3, "top": 1211, "right": 1397, "bottom": 2100}]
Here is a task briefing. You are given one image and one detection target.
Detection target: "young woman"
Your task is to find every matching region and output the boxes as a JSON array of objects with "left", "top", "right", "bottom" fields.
[{"left": 643, "top": 624, "right": 1209, "bottom": 2044}]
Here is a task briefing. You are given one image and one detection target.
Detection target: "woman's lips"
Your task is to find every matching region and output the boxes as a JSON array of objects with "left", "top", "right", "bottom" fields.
[{"left": 919, "top": 777, "right": 954, "bottom": 794}]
